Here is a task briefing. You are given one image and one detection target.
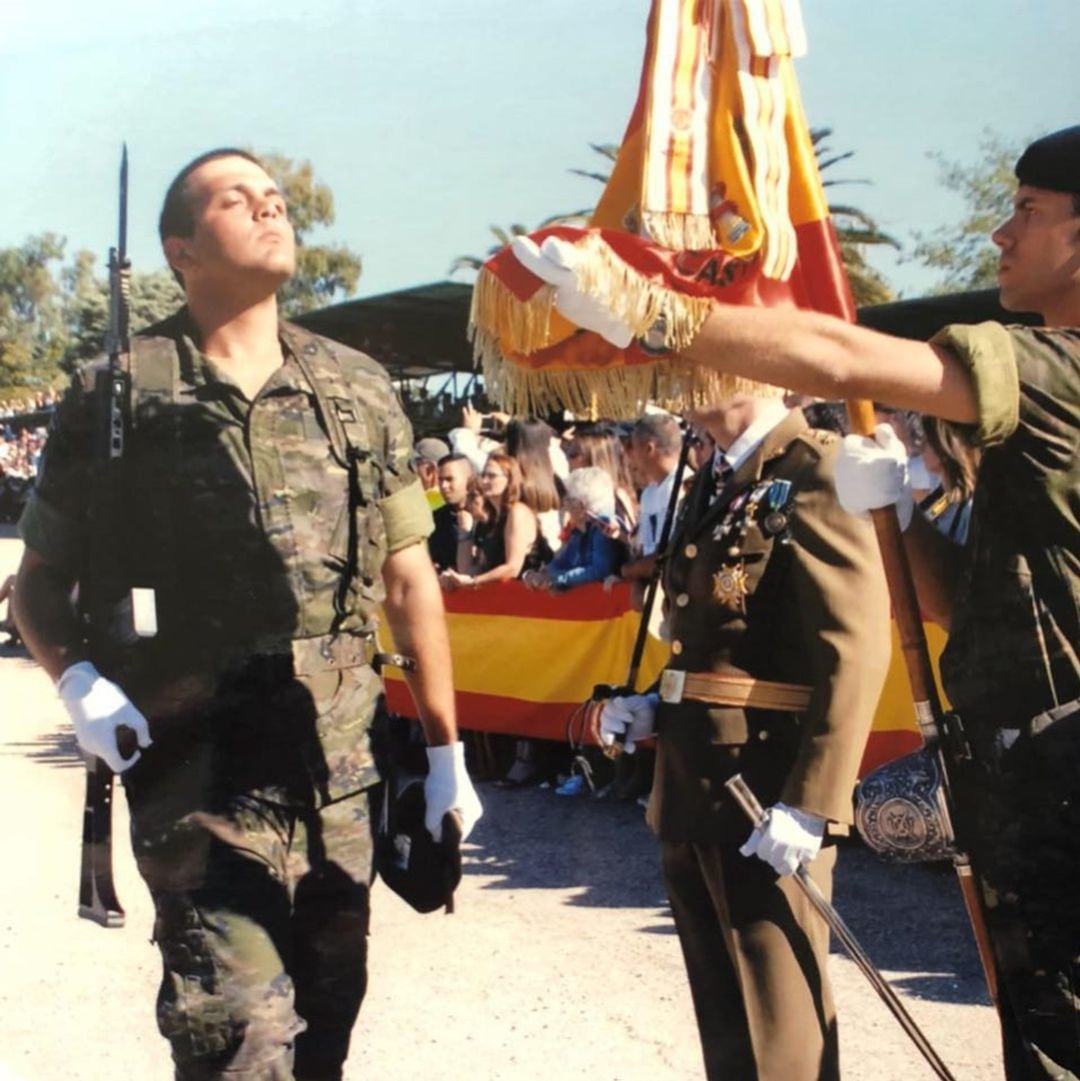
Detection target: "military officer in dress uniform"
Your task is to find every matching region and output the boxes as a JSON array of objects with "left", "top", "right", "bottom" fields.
[{"left": 601, "top": 391, "right": 890, "bottom": 1081}]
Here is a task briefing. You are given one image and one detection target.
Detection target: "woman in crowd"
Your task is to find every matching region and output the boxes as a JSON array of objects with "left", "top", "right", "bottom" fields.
[
  {"left": 563, "top": 423, "right": 638, "bottom": 541},
  {"left": 523, "top": 467, "right": 624, "bottom": 592},
  {"left": 505, "top": 416, "right": 566, "bottom": 554},
  {"left": 441, "top": 452, "right": 550, "bottom": 590}
]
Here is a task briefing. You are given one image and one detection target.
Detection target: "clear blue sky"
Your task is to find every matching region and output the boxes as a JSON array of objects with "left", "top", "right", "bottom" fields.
[{"left": 2, "top": 0, "right": 1077, "bottom": 302}]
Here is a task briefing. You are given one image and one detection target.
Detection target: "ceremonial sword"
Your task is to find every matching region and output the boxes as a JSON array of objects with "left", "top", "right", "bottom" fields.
[{"left": 726, "top": 774, "right": 958, "bottom": 1081}]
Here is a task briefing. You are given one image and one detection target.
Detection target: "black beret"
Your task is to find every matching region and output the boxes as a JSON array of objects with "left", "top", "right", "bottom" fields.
[
  {"left": 375, "top": 779, "right": 463, "bottom": 914},
  {"left": 1015, "top": 125, "right": 1080, "bottom": 194}
]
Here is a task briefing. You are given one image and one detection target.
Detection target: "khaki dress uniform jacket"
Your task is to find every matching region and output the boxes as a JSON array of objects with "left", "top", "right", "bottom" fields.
[{"left": 648, "top": 408, "right": 891, "bottom": 1081}]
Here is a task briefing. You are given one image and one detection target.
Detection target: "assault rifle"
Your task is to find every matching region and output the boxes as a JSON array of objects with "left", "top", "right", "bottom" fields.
[
  {"left": 78, "top": 145, "right": 131, "bottom": 928},
  {"left": 845, "top": 399, "right": 998, "bottom": 1005}
]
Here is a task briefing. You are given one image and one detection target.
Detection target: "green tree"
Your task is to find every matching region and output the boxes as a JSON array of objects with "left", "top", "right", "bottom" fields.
[
  {"left": 259, "top": 152, "right": 363, "bottom": 315},
  {"left": 908, "top": 131, "right": 1020, "bottom": 293},
  {"left": 812, "top": 128, "right": 898, "bottom": 306},
  {"left": 62, "top": 257, "right": 185, "bottom": 366},
  {"left": 0, "top": 233, "right": 68, "bottom": 393}
]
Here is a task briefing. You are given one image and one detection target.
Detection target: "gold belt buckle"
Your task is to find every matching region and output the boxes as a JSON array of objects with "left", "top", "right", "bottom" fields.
[{"left": 659, "top": 669, "right": 686, "bottom": 704}]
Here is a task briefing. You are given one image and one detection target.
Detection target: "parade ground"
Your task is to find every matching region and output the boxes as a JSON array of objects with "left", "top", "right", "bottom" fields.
[{"left": 0, "top": 527, "right": 1004, "bottom": 1080}]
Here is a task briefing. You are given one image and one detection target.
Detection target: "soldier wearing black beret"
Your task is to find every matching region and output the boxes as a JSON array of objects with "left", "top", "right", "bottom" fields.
[{"left": 515, "top": 123, "right": 1080, "bottom": 1080}]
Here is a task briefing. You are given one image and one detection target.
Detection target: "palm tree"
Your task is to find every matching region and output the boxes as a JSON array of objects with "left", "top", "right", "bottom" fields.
[
  {"left": 451, "top": 132, "right": 898, "bottom": 304},
  {"left": 811, "top": 127, "right": 899, "bottom": 305}
]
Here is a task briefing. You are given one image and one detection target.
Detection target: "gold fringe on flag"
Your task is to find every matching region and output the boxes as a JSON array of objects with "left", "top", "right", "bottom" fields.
[
  {"left": 471, "top": 233, "right": 783, "bottom": 418},
  {"left": 467, "top": 269, "right": 556, "bottom": 357},
  {"left": 640, "top": 211, "right": 718, "bottom": 252},
  {"left": 479, "top": 347, "right": 782, "bottom": 420}
]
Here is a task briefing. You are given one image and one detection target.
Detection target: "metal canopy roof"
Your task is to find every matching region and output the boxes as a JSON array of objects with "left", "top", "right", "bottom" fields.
[
  {"left": 295, "top": 280, "right": 1042, "bottom": 378},
  {"left": 293, "top": 280, "right": 475, "bottom": 380}
]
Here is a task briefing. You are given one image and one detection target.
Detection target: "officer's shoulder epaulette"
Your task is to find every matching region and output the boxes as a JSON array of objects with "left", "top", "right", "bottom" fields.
[{"left": 791, "top": 427, "right": 839, "bottom": 456}]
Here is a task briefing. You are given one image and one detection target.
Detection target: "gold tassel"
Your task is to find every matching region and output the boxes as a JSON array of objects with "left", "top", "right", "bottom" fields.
[
  {"left": 479, "top": 350, "right": 782, "bottom": 420},
  {"left": 470, "top": 230, "right": 784, "bottom": 418},
  {"left": 570, "top": 231, "right": 714, "bottom": 353},
  {"left": 641, "top": 211, "right": 717, "bottom": 252},
  {"left": 468, "top": 268, "right": 555, "bottom": 356}
]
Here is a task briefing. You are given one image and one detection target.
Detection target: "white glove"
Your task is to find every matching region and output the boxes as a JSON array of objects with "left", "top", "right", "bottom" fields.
[
  {"left": 739, "top": 802, "right": 826, "bottom": 877},
  {"left": 599, "top": 693, "right": 659, "bottom": 756},
  {"left": 57, "top": 661, "right": 153, "bottom": 774},
  {"left": 424, "top": 742, "right": 483, "bottom": 843},
  {"left": 834, "top": 423, "right": 914, "bottom": 531},
  {"left": 510, "top": 235, "right": 635, "bottom": 348}
]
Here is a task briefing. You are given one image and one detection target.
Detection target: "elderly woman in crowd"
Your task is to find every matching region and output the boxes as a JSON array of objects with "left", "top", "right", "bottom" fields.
[
  {"left": 523, "top": 467, "right": 624, "bottom": 592},
  {"left": 563, "top": 423, "right": 638, "bottom": 540},
  {"left": 440, "top": 452, "right": 551, "bottom": 590}
]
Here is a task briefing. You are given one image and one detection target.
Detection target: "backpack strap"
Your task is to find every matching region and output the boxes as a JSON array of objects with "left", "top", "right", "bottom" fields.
[
  {"left": 282, "top": 324, "right": 377, "bottom": 474},
  {"left": 281, "top": 324, "right": 386, "bottom": 631}
]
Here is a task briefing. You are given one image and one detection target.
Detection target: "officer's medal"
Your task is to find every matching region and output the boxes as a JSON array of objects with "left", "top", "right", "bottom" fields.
[
  {"left": 712, "top": 562, "right": 749, "bottom": 609},
  {"left": 760, "top": 479, "right": 794, "bottom": 544}
]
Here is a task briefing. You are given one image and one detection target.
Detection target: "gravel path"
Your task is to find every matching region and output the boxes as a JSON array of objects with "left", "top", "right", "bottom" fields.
[{"left": 0, "top": 529, "right": 1003, "bottom": 1080}]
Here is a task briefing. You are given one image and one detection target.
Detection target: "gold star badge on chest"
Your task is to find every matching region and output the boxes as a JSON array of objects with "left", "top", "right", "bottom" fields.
[{"left": 712, "top": 562, "right": 749, "bottom": 609}]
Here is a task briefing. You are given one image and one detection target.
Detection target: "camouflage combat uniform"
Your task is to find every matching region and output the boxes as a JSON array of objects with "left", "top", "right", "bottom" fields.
[
  {"left": 20, "top": 308, "right": 433, "bottom": 1081},
  {"left": 932, "top": 323, "right": 1080, "bottom": 1080}
]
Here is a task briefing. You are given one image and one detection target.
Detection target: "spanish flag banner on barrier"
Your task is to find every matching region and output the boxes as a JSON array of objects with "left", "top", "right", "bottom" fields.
[
  {"left": 469, "top": 0, "right": 854, "bottom": 418},
  {"left": 381, "top": 583, "right": 944, "bottom": 778}
]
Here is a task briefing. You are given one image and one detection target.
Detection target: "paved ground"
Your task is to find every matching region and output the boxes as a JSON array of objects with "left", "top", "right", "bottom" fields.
[{"left": 0, "top": 527, "right": 1003, "bottom": 1080}]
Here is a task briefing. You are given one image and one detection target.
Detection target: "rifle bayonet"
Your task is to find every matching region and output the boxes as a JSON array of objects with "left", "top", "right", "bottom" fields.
[{"left": 79, "top": 145, "right": 131, "bottom": 929}]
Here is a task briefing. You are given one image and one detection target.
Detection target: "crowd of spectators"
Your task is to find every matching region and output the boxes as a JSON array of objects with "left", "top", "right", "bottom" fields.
[
  {"left": 412, "top": 395, "right": 976, "bottom": 797},
  {"left": 1, "top": 399, "right": 54, "bottom": 523}
]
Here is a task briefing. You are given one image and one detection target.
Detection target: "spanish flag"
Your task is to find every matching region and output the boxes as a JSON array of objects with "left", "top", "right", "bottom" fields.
[
  {"left": 470, "top": 0, "right": 854, "bottom": 418},
  {"left": 381, "top": 581, "right": 942, "bottom": 778}
]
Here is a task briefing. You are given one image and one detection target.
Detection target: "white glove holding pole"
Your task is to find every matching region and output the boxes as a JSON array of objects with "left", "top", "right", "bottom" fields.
[
  {"left": 424, "top": 742, "right": 483, "bottom": 843},
  {"left": 510, "top": 235, "right": 636, "bottom": 348},
  {"left": 834, "top": 423, "right": 915, "bottom": 531},
  {"left": 599, "top": 692, "right": 659, "bottom": 755},
  {"left": 739, "top": 802, "right": 826, "bottom": 877},
  {"left": 57, "top": 661, "right": 152, "bottom": 773}
]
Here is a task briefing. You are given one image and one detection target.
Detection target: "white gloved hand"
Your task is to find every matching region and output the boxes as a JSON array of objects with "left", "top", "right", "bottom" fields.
[
  {"left": 599, "top": 692, "right": 659, "bottom": 756},
  {"left": 834, "top": 423, "right": 914, "bottom": 531},
  {"left": 739, "top": 802, "right": 826, "bottom": 877},
  {"left": 57, "top": 661, "right": 153, "bottom": 773},
  {"left": 425, "top": 742, "right": 483, "bottom": 843},
  {"left": 510, "top": 235, "right": 636, "bottom": 348}
]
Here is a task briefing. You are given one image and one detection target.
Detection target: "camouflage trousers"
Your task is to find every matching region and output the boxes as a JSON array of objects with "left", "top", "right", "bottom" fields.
[
  {"left": 129, "top": 788, "right": 377, "bottom": 1081},
  {"left": 961, "top": 699, "right": 1080, "bottom": 1080}
]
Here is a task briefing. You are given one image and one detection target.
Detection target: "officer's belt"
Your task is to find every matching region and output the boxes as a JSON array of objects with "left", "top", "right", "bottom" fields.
[{"left": 659, "top": 669, "right": 812, "bottom": 712}]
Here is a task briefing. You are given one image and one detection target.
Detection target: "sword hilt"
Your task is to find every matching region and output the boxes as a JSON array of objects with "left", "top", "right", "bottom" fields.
[{"left": 725, "top": 772, "right": 768, "bottom": 828}]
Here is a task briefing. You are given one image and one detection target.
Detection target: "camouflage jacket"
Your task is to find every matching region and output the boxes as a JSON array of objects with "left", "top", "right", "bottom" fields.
[
  {"left": 933, "top": 323, "right": 1080, "bottom": 730},
  {"left": 21, "top": 307, "right": 432, "bottom": 802}
]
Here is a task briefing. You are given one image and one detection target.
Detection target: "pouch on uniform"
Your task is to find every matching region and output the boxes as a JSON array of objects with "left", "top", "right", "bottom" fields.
[
  {"left": 375, "top": 778, "right": 463, "bottom": 914},
  {"left": 984, "top": 699, "right": 1080, "bottom": 939}
]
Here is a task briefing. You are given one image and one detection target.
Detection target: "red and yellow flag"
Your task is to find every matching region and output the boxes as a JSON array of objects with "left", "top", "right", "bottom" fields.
[
  {"left": 381, "top": 581, "right": 944, "bottom": 779},
  {"left": 470, "top": 0, "right": 854, "bottom": 417}
]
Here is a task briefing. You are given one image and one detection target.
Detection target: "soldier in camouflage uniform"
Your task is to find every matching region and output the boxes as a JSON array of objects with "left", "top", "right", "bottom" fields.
[
  {"left": 512, "top": 124, "right": 1080, "bottom": 1080},
  {"left": 14, "top": 149, "right": 481, "bottom": 1081}
]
